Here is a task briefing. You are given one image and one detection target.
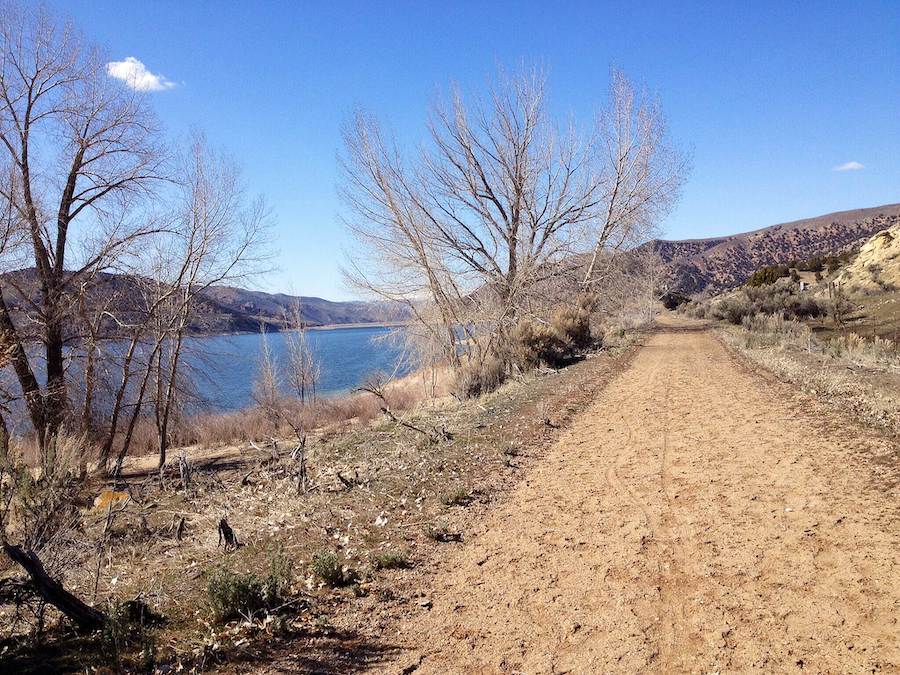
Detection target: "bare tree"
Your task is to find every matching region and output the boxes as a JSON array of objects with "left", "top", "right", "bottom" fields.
[
  {"left": 341, "top": 67, "right": 687, "bottom": 377},
  {"left": 147, "top": 137, "right": 269, "bottom": 471},
  {"left": 0, "top": 2, "right": 165, "bottom": 451},
  {"left": 340, "top": 112, "right": 470, "bottom": 367},
  {"left": 103, "top": 136, "right": 270, "bottom": 475},
  {"left": 252, "top": 326, "right": 284, "bottom": 433},
  {"left": 582, "top": 70, "right": 688, "bottom": 286},
  {"left": 283, "top": 303, "right": 320, "bottom": 404}
]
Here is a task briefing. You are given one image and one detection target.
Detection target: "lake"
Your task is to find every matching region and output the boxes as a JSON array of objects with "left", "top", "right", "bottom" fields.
[{"left": 186, "top": 325, "right": 407, "bottom": 412}]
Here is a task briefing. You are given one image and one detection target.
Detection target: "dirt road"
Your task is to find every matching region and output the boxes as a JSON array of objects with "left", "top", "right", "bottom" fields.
[{"left": 391, "top": 319, "right": 900, "bottom": 673}]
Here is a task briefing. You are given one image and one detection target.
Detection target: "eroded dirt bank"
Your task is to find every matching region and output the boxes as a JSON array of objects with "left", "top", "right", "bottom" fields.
[{"left": 386, "top": 318, "right": 900, "bottom": 673}]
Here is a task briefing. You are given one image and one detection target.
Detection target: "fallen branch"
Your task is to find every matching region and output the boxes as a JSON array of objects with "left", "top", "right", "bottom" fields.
[
  {"left": 2, "top": 542, "right": 106, "bottom": 633},
  {"left": 357, "top": 381, "right": 453, "bottom": 444}
]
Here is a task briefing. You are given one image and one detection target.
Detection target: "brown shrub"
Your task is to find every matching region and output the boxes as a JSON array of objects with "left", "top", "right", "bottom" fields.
[
  {"left": 452, "top": 353, "right": 506, "bottom": 399},
  {"left": 551, "top": 305, "right": 593, "bottom": 350},
  {"left": 509, "top": 304, "right": 594, "bottom": 371},
  {"left": 113, "top": 387, "right": 405, "bottom": 461},
  {"left": 509, "top": 319, "right": 561, "bottom": 369}
]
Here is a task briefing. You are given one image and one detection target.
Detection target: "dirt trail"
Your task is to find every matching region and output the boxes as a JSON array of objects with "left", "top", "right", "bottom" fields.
[{"left": 389, "top": 318, "right": 900, "bottom": 673}]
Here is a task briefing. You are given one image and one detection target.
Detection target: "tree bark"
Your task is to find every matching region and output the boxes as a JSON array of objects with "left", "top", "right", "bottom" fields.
[{"left": 0, "top": 289, "right": 47, "bottom": 449}]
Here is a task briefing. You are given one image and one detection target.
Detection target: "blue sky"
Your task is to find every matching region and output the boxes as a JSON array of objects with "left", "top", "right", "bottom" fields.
[{"left": 48, "top": 1, "right": 900, "bottom": 300}]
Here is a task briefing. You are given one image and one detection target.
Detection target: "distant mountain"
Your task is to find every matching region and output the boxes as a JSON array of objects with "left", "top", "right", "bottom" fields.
[
  {"left": 646, "top": 204, "right": 900, "bottom": 295},
  {"left": 0, "top": 269, "right": 406, "bottom": 335},
  {"left": 200, "top": 285, "right": 405, "bottom": 330}
]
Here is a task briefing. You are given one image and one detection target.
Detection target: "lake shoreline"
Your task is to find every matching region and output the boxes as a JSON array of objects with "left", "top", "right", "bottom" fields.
[
  {"left": 188, "top": 323, "right": 409, "bottom": 411},
  {"left": 307, "top": 321, "right": 407, "bottom": 332},
  {"left": 190, "top": 320, "right": 408, "bottom": 338}
]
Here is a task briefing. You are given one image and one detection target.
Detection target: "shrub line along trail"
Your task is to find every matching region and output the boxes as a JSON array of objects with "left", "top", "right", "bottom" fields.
[{"left": 386, "top": 317, "right": 900, "bottom": 673}]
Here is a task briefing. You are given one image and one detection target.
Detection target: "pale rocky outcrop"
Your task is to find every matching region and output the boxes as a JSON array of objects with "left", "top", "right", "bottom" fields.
[{"left": 838, "top": 225, "right": 900, "bottom": 291}]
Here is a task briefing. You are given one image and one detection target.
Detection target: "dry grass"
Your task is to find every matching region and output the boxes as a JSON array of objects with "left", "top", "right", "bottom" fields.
[
  {"left": 0, "top": 331, "right": 641, "bottom": 673},
  {"left": 720, "top": 319, "right": 900, "bottom": 436},
  {"left": 8, "top": 365, "right": 452, "bottom": 473}
]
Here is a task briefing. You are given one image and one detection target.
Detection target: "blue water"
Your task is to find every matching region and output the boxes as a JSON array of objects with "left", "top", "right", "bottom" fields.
[{"left": 186, "top": 325, "right": 406, "bottom": 412}]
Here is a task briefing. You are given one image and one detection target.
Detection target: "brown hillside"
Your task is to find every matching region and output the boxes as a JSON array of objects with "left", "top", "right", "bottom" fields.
[
  {"left": 649, "top": 204, "right": 900, "bottom": 294},
  {"left": 0, "top": 269, "right": 405, "bottom": 336}
]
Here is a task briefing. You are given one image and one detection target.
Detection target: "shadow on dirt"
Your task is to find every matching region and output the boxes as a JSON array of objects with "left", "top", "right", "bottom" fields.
[{"left": 211, "top": 627, "right": 403, "bottom": 674}]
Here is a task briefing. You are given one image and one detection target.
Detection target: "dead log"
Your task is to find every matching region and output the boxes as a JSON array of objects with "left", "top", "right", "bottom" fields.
[
  {"left": 2, "top": 542, "right": 106, "bottom": 633},
  {"left": 336, "top": 469, "right": 361, "bottom": 490}
]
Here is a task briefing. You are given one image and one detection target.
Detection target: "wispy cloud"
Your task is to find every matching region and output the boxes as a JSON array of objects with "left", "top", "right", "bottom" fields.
[
  {"left": 832, "top": 160, "right": 864, "bottom": 172},
  {"left": 106, "top": 57, "right": 176, "bottom": 92}
]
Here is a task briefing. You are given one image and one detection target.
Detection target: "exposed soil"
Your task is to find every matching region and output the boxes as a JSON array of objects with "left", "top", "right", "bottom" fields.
[
  {"left": 0, "top": 331, "right": 641, "bottom": 673},
  {"left": 5, "top": 318, "right": 899, "bottom": 673},
  {"left": 382, "top": 316, "right": 900, "bottom": 673}
]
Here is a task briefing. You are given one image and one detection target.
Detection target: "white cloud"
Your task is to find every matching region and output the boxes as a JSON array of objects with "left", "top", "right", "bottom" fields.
[
  {"left": 832, "top": 160, "right": 864, "bottom": 172},
  {"left": 106, "top": 57, "right": 176, "bottom": 92}
]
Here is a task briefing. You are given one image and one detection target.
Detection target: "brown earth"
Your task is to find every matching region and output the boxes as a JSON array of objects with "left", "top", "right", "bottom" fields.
[{"left": 383, "top": 316, "right": 900, "bottom": 673}]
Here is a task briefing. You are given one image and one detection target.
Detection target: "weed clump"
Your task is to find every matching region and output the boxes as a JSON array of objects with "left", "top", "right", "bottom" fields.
[
  {"left": 310, "top": 550, "right": 358, "bottom": 587},
  {"left": 371, "top": 550, "right": 410, "bottom": 570},
  {"left": 440, "top": 488, "right": 472, "bottom": 507},
  {"left": 424, "top": 523, "right": 462, "bottom": 543},
  {"left": 206, "top": 548, "right": 293, "bottom": 622}
]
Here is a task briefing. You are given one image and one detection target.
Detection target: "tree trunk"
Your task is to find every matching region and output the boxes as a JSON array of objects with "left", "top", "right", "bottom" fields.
[
  {"left": 2, "top": 542, "right": 106, "bottom": 633},
  {"left": 43, "top": 280, "right": 68, "bottom": 443},
  {"left": 99, "top": 335, "right": 142, "bottom": 471},
  {"left": 0, "top": 289, "right": 47, "bottom": 449},
  {"left": 113, "top": 355, "right": 156, "bottom": 478},
  {"left": 158, "top": 324, "right": 187, "bottom": 471},
  {"left": 82, "top": 340, "right": 96, "bottom": 434}
]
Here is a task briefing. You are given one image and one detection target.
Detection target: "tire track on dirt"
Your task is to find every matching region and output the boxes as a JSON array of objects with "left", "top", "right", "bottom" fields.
[{"left": 382, "top": 318, "right": 900, "bottom": 674}]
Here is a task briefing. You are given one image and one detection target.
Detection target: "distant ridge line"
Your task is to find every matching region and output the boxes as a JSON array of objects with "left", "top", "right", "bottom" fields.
[{"left": 644, "top": 203, "right": 900, "bottom": 295}]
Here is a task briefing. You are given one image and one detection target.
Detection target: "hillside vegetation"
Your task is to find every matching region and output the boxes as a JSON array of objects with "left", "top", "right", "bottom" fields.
[
  {"left": 648, "top": 204, "right": 900, "bottom": 294},
  {"left": 679, "top": 223, "right": 900, "bottom": 438}
]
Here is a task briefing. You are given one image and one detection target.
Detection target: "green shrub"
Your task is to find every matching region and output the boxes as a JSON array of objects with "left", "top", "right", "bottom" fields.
[
  {"left": 206, "top": 548, "right": 292, "bottom": 623},
  {"left": 310, "top": 550, "right": 358, "bottom": 587},
  {"left": 263, "top": 546, "right": 293, "bottom": 604},
  {"left": 99, "top": 600, "right": 160, "bottom": 672},
  {"left": 713, "top": 297, "right": 753, "bottom": 324},
  {"left": 710, "top": 278, "right": 823, "bottom": 325},
  {"left": 207, "top": 569, "right": 266, "bottom": 622},
  {"left": 747, "top": 265, "right": 790, "bottom": 286},
  {"left": 743, "top": 279, "right": 823, "bottom": 319},
  {"left": 372, "top": 550, "right": 410, "bottom": 570}
]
